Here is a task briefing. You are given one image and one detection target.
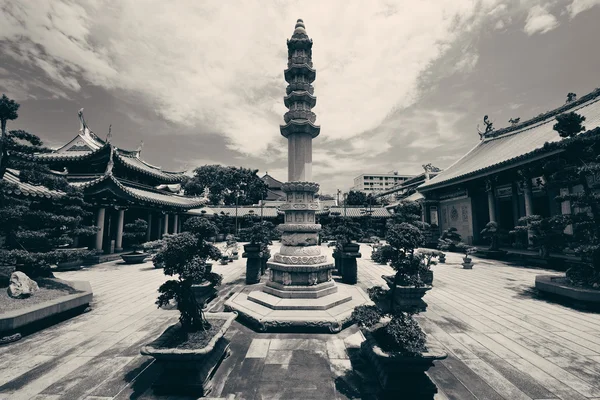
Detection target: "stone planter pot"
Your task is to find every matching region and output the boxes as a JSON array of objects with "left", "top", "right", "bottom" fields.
[
  {"left": 260, "top": 256, "right": 269, "bottom": 276},
  {"left": 462, "top": 257, "right": 473, "bottom": 269},
  {"left": 243, "top": 244, "right": 262, "bottom": 284},
  {"left": 438, "top": 254, "right": 446, "bottom": 264},
  {"left": 341, "top": 244, "right": 361, "bottom": 285},
  {"left": 382, "top": 275, "right": 432, "bottom": 312},
  {"left": 191, "top": 281, "right": 218, "bottom": 308},
  {"left": 231, "top": 251, "right": 239, "bottom": 260},
  {"left": 140, "top": 312, "right": 237, "bottom": 396},
  {"left": 121, "top": 252, "right": 148, "bottom": 264},
  {"left": 422, "top": 270, "right": 434, "bottom": 286},
  {"left": 332, "top": 251, "right": 342, "bottom": 275},
  {"left": 55, "top": 258, "right": 84, "bottom": 271},
  {"left": 361, "top": 328, "right": 447, "bottom": 398},
  {"left": 219, "top": 257, "right": 229, "bottom": 265}
]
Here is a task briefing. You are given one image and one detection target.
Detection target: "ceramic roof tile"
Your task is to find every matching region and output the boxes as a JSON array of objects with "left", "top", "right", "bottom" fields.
[
  {"left": 420, "top": 90, "right": 600, "bottom": 190},
  {"left": 2, "top": 169, "right": 64, "bottom": 199}
]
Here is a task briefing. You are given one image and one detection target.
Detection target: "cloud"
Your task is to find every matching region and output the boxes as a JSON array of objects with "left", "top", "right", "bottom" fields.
[
  {"left": 524, "top": 5, "right": 559, "bottom": 35},
  {"left": 567, "top": 0, "right": 600, "bottom": 17},
  {"left": 0, "top": 0, "right": 510, "bottom": 161}
]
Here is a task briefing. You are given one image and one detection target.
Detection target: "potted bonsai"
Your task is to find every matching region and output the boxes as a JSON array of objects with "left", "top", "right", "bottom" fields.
[
  {"left": 121, "top": 219, "right": 149, "bottom": 264},
  {"left": 416, "top": 249, "right": 441, "bottom": 285},
  {"left": 457, "top": 243, "right": 477, "bottom": 269},
  {"left": 380, "top": 223, "right": 432, "bottom": 312},
  {"left": 225, "top": 235, "right": 239, "bottom": 260},
  {"left": 243, "top": 221, "right": 273, "bottom": 284},
  {"left": 478, "top": 221, "right": 507, "bottom": 259},
  {"left": 141, "top": 218, "right": 235, "bottom": 396},
  {"left": 352, "top": 295, "right": 447, "bottom": 397},
  {"left": 329, "top": 217, "right": 363, "bottom": 284},
  {"left": 437, "top": 227, "right": 461, "bottom": 252}
]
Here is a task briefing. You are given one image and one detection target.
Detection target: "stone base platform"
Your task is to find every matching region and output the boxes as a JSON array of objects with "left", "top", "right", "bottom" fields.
[{"left": 225, "top": 283, "right": 372, "bottom": 333}]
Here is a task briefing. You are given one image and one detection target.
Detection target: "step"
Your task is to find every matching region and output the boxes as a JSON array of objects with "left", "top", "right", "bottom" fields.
[{"left": 247, "top": 290, "right": 352, "bottom": 310}]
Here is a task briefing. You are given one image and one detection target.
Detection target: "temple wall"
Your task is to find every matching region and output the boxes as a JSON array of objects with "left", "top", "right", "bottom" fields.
[{"left": 439, "top": 197, "right": 474, "bottom": 244}]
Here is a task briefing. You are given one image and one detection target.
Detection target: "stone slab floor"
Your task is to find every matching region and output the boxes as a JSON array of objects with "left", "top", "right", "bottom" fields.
[{"left": 1, "top": 244, "right": 600, "bottom": 399}]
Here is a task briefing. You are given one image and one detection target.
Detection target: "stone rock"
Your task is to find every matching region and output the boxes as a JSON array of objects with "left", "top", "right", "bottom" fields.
[{"left": 7, "top": 271, "right": 39, "bottom": 299}]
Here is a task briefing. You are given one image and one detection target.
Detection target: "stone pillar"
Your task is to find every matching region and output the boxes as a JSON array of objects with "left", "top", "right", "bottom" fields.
[
  {"left": 511, "top": 181, "right": 520, "bottom": 227},
  {"left": 288, "top": 133, "right": 313, "bottom": 181},
  {"left": 485, "top": 178, "right": 497, "bottom": 223},
  {"left": 95, "top": 207, "right": 106, "bottom": 251},
  {"left": 523, "top": 177, "right": 534, "bottom": 245},
  {"left": 163, "top": 214, "right": 169, "bottom": 236},
  {"left": 146, "top": 212, "right": 153, "bottom": 241},
  {"left": 173, "top": 214, "right": 179, "bottom": 234},
  {"left": 115, "top": 209, "right": 125, "bottom": 251}
]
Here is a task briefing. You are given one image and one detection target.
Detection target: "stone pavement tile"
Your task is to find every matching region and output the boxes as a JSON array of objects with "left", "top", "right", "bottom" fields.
[
  {"left": 86, "top": 356, "right": 154, "bottom": 398},
  {"left": 265, "top": 350, "right": 294, "bottom": 365},
  {"left": 327, "top": 338, "right": 348, "bottom": 359},
  {"left": 479, "top": 355, "right": 557, "bottom": 399},
  {"left": 245, "top": 338, "right": 271, "bottom": 358},
  {"left": 287, "top": 349, "right": 330, "bottom": 368},
  {"left": 268, "top": 338, "right": 327, "bottom": 352},
  {"left": 261, "top": 362, "right": 333, "bottom": 382},
  {"left": 342, "top": 331, "right": 364, "bottom": 350},
  {"left": 505, "top": 357, "right": 589, "bottom": 400},
  {"left": 427, "top": 363, "right": 478, "bottom": 400},
  {"left": 546, "top": 356, "right": 600, "bottom": 388},
  {"left": 255, "top": 379, "right": 336, "bottom": 400},
  {"left": 461, "top": 358, "right": 532, "bottom": 400},
  {"left": 442, "top": 357, "right": 505, "bottom": 400}
]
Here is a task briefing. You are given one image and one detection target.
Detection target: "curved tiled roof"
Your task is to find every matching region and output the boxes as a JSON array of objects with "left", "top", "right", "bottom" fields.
[
  {"left": 114, "top": 152, "right": 184, "bottom": 182},
  {"left": 2, "top": 169, "right": 64, "bottom": 199},
  {"left": 73, "top": 174, "right": 205, "bottom": 209},
  {"left": 420, "top": 89, "right": 600, "bottom": 191},
  {"left": 318, "top": 206, "right": 392, "bottom": 218},
  {"left": 200, "top": 206, "right": 280, "bottom": 218}
]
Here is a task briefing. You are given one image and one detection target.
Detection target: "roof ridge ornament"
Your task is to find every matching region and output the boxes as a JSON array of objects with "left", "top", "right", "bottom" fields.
[
  {"left": 106, "top": 124, "right": 112, "bottom": 143},
  {"left": 136, "top": 140, "right": 144, "bottom": 156},
  {"left": 78, "top": 108, "right": 91, "bottom": 136},
  {"left": 477, "top": 115, "right": 494, "bottom": 140},
  {"left": 105, "top": 147, "right": 114, "bottom": 176}
]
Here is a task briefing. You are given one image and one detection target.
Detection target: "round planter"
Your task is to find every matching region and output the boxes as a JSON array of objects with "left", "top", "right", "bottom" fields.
[
  {"left": 361, "top": 328, "right": 447, "bottom": 397},
  {"left": 140, "top": 312, "right": 237, "bottom": 396},
  {"left": 462, "top": 257, "right": 473, "bottom": 269},
  {"left": 121, "top": 252, "right": 148, "bottom": 264},
  {"left": 219, "top": 257, "right": 229, "bottom": 265}
]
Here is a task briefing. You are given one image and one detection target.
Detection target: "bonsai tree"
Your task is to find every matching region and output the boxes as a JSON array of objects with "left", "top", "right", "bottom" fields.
[
  {"left": 437, "top": 227, "right": 462, "bottom": 252},
  {"left": 328, "top": 216, "right": 363, "bottom": 252},
  {"left": 480, "top": 221, "right": 501, "bottom": 251},
  {"left": 371, "top": 244, "right": 395, "bottom": 265},
  {"left": 123, "top": 219, "right": 148, "bottom": 253},
  {"left": 510, "top": 215, "right": 567, "bottom": 258},
  {"left": 456, "top": 243, "right": 477, "bottom": 263},
  {"left": 225, "top": 234, "right": 239, "bottom": 259},
  {"left": 154, "top": 218, "right": 222, "bottom": 331}
]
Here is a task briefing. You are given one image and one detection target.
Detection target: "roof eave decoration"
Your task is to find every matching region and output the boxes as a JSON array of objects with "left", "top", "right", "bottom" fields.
[
  {"left": 483, "top": 88, "right": 600, "bottom": 140},
  {"left": 280, "top": 120, "right": 321, "bottom": 138}
]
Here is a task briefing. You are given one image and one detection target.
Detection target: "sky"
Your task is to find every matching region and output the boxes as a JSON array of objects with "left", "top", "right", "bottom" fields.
[{"left": 1, "top": 0, "right": 600, "bottom": 195}]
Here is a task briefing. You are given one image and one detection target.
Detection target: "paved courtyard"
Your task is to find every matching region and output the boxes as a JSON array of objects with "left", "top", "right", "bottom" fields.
[{"left": 1, "top": 245, "right": 600, "bottom": 399}]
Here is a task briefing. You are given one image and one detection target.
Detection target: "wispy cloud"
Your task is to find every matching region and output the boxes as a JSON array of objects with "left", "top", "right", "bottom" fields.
[
  {"left": 524, "top": 5, "right": 559, "bottom": 35},
  {"left": 567, "top": 0, "right": 600, "bottom": 17}
]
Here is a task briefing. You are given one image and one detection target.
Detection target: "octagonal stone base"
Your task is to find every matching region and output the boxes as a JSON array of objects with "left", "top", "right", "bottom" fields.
[{"left": 225, "top": 283, "right": 372, "bottom": 333}]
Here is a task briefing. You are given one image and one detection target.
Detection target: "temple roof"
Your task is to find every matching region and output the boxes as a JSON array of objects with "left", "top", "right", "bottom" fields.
[
  {"left": 317, "top": 206, "right": 392, "bottom": 218},
  {"left": 33, "top": 109, "right": 185, "bottom": 183},
  {"left": 2, "top": 169, "right": 64, "bottom": 199},
  {"left": 420, "top": 89, "right": 600, "bottom": 191},
  {"left": 71, "top": 174, "right": 206, "bottom": 209},
  {"left": 261, "top": 173, "right": 284, "bottom": 189},
  {"left": 188, "top": 206, "right": 280, "bottom": 218}
]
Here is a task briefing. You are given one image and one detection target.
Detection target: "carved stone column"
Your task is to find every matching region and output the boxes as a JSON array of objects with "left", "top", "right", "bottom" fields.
[
  {"left": 115, "top": 209, "right": 125, "bottom": 251},
  {"left": 485, "top": 177, "right": 497, "bottom": 223},
  {"left": 94, "top": 207, "right": 105, "bottom": 251}
]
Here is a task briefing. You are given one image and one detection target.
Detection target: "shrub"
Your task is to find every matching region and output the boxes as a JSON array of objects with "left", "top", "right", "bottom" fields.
[
  {"left": 371, "top": 244, "right": 395, "bottom": 264},
  {"left": 377, "top": 313, "right": 427, "bottom": 356},
  {"left": 123, "top": 219, "right": 148, "bottom": 252},
  {"left": 437, "top": 227, "right": 461, "bottom": 252}
]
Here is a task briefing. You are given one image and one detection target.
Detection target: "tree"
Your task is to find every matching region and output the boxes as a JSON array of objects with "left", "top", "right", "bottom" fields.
[
  {"left": 123, "top": 219, "right": 149, "bottom": 253},
  {"left": 542, "top": 112, "right": 600, "bottom": 287},
  {"left": 510, "top": 215, "right": 567, "bottom": 258},
  {"left": 154, "top": 218, "right": 223, "bottom": 331},
  {"left": 345, "top": 190, "right": 367, "bottom": 206},
  {"left": 553, "top": 112, "right": 586, "bottom": 138},
  {"left": 184, "top": 165, "right": 268, "bottom": 205},
  {"left": 0, "top": 104, "right": 97, "bottom": 277},
  {"left": 0, "top": 94, "right": 20, "bottom": 177}
]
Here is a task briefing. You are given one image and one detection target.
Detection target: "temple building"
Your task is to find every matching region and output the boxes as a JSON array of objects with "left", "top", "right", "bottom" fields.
[
  {"left": 27, "top": 109, "right": 206, "bottom": 254},
  {"left": 419, "top": 88, "right": 600, "bottom": 246},
  {"left": 261, "top": 173, "right": 286, "bottom": 201}
]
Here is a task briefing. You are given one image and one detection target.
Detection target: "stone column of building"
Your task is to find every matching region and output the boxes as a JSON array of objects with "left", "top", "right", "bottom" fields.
[
  {"left": 146, "top": 212, "right": 153, "bottom": 241},
  {"left": 173, "top": 214, "right": 179, "bottom": 234},
  {"left": 162, "top": 214, "right": 169, "bottom": 236},
  {"left": 225, "top": 19, "right": 370, "bottom": 333},
  {"left": 95, "top": 207, "right": 106, "bottom": 250},
  {"left": 115, "top": 209, "right": 125, "bottom": 251},
  {"left": 560, "top": 188, "right": 573, "bottom": 234},
  {"left": 521, "top": 174, "right": 534, "bottom": 245},
  {"left": 485, "top": 178, "right": 497, "bottom": 223}
]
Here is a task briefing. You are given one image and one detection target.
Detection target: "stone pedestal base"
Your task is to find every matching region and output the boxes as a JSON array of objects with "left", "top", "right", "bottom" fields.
[{"left": 225, "top": 283, "right": 372, "bottom": 332}]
